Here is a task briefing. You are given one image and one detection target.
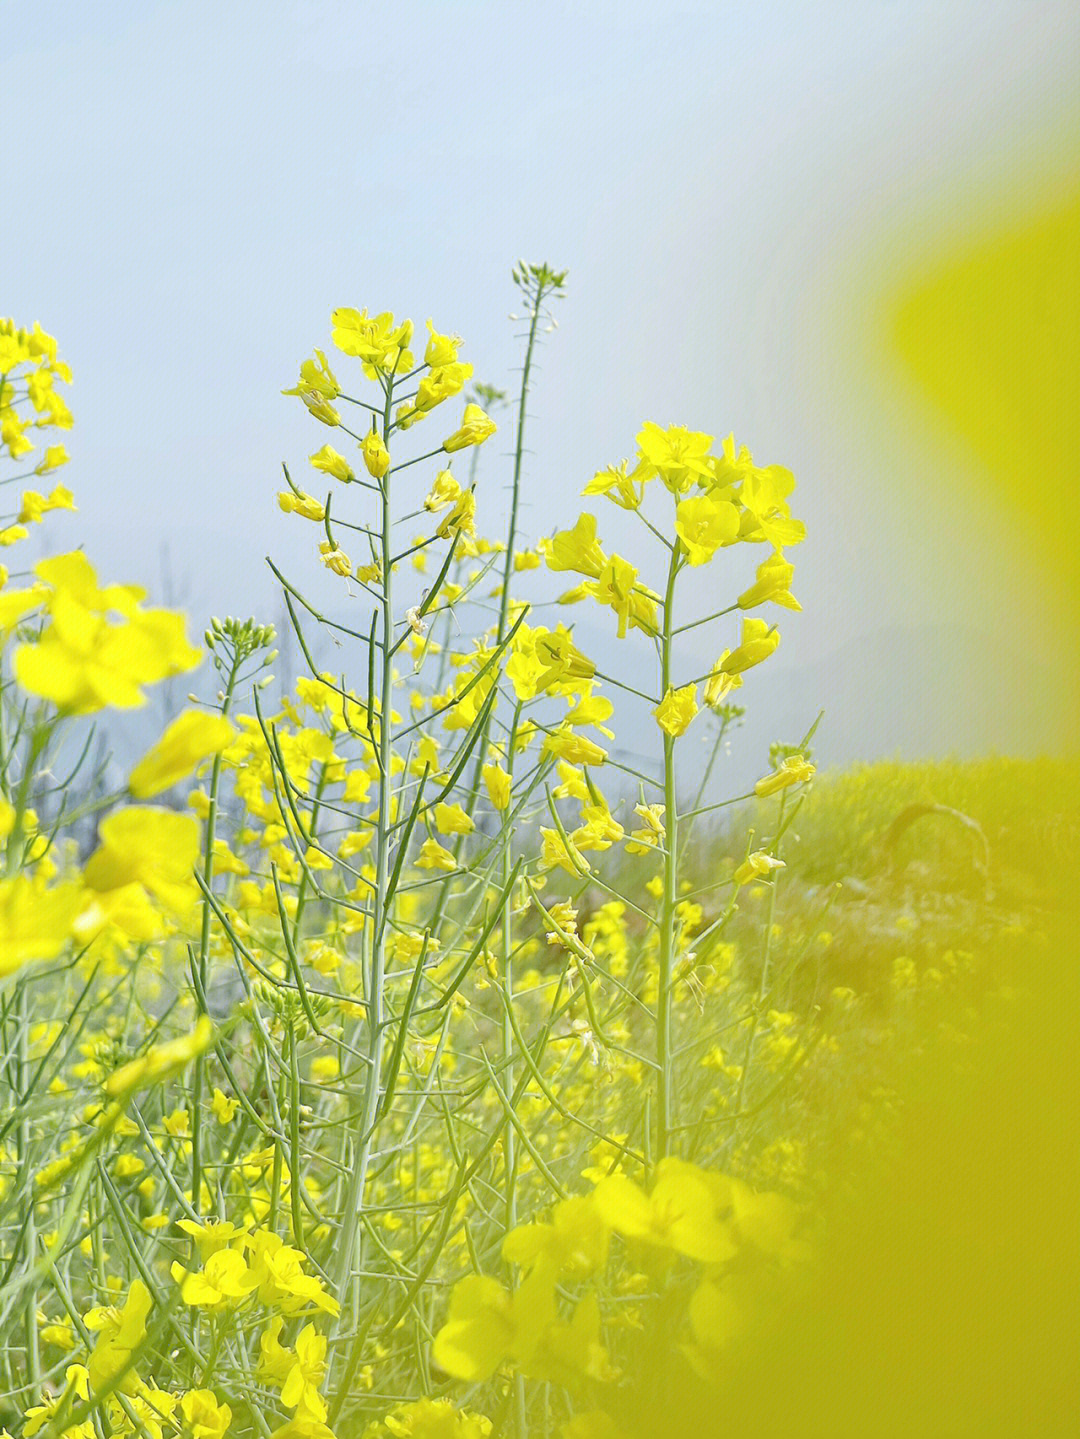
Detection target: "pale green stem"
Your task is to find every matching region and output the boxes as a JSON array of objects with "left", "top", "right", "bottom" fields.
[
  {"left": 331, "top": 367, "right": 398, "bottom": 1317},
  {"left": 191, "top": 663, "right": 239, "bottom": 1210},
  {"left": 656, "top": 547, "right": 682, "bottom": 1163}
]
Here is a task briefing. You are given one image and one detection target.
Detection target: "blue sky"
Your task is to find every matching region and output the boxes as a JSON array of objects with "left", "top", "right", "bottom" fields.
[{"left": 5, "top": 1, "right": 1078, "bottom": 782}]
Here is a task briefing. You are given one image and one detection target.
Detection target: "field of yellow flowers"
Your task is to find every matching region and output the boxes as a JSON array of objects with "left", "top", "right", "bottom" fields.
[{"left": 1, "top": 269, "right": 1076, "bottom": 1439}]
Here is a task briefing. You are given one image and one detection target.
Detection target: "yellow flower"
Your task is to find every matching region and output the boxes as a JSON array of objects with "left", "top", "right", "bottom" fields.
[
  {"left": 435, "top": 489, "right": 476, "bottom": 539},
  {"left": 128, "top": 710, "right": 236, "bottom": 799},
  {"left": 635, "top": 421, "right": 714, "bottom": 493},
  {"left": 171, "top": 1248, "right": 258, "bottom": 1310},
  {"left": 34, "top": 444, "right": 70, "bottom": 474},
  {"left": 592, "top": 1156, "right": 737, "bottom": 1262},
  {"left": 674, "top": 493, "right": 740, "bottom": 565},
  {"left": 543, "top": 729, "right": 607, "bottom": 767},
  {"left": 211, "top": 1088, "right": 239, "bottom": 1124},
  {"left": 278, "top": 489, "right": 326, "bottom": 521},
  {"left": 433, "top": 802, "right": 474, "bottom": 835},
  {"left": 588, "top": 555, "right": 658, "bottom": 639},
  {"left": 541, "top": 513, "right": 607, "bottom": 578},
  {"left": 533, "top": 626, "right": 595, "bottom": 690},
  {"left": 738, "top": 549, "right": 800, "bottom": 610},
  {"left": 503, "top": 1195, "right": 610, "bottom": 1278},
  {"left": 482, "top": 762, "right": 511, "bottom": 811},
  {"left": 280, "top": 1324, "right": 328, "bottom": 1420},
  {"left": 248, "top": 1231, "right": 340, "bottom": 1315},
  {"left": 13, "top": 554, "right": 202, "bottom": 714},
  {"left": 654, "top": 684, "right": 699, "bottom": 737},
  {"left": 432, "top": 1271, "right": 555, "bottom": 1383},
  {"left": 732, "top": 850, "right": 785, "bottom": 886},
  {"left": 84, "top": 806, "right": 201, "bottom": 914},
  {"left": 625, "top": 803, "right": 666, "bottom": 855},
  {"left": 319, "top": 542, "right": 351, "bottom": 576},
  {"left": 583, "top": 458, "right": 647, "bottom": 510},
  {"left": 442, "top": 402, "right": 496, "bottom": 453},
  {"left": 416, "top": 838, "right": 457, "bottom": 871},
  {"left": 283, "top": 350, "right": 341, "bottom": 424},
  {"left": 257, "top": 1317, "right": 294, "bottom": 1387},
  {"left": 17, "top": 484, "right": 76, "bottom": 524},
  {"left": 180, "top": 1389, "right": 232, "bottom": 1439},
  {"left": 106, "top": 1016, "right": 214, "bottom": 1097},
  {"left": 718, "top": 617, "right": 780, "bottom": 674},
  {"left": 703, "top": 655, "right": 743, "bottom": 708},
  {"left": 424, "top": 469, "right": 461, "bottom": 512},
  {"left": 754, "top": 753, "right": 816, "bottom": 797},
  {"left": 399, "top": 362, "right": 475, "bottom": 427},
  {"left": 309, "top": 445, "right": 354, "bottom": 482},
  {"left": 331, "top": 309, "right": 414, "bottom": 377},
  {"left": 361, "top": 430, "right": 390, "bottom": 479},
  {"left": 424, "top": 319, "right": 461, "bottom": 367},
  {"left": 540, "top": 826, "right": 592, "bottom": 876},
  {"left": 175, "top": 1218, "right": 248, "bottom": 1260},
  {"left": 0, "top": 876, "right": 84, "bottom": 979},
  {"left": 85, "top": 1278, "right": 152, "bottom": 1394}
]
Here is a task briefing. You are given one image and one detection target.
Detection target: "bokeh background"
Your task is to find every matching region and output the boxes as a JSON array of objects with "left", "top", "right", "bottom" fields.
[{"left": 4, "top": 0, "right": 1078, "bottom": 785}]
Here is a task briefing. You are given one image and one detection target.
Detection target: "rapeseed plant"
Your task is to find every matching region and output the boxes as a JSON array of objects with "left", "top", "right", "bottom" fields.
[{"left": 0, "top": 286, "right": 1066, "bottom": 1439}]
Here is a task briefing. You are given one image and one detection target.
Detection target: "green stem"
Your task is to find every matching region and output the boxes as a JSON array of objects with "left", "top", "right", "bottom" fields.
[
  {"left": 331, "top": 363, "right": 398, "bottom": 1315},
  {"left": 656, "top": 547, "right": 682, "bottom": 1163},
  {"left": 191, "top": 664, "right": 239, "bottom": 1211}
]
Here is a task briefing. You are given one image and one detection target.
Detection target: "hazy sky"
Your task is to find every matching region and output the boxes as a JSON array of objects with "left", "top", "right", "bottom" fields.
[{"left": 5, "top": 1, "right": 1078, "bottom": 783}]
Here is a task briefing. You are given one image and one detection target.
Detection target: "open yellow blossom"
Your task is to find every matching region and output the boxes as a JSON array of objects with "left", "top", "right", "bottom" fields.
[
  {"left": 424, "top": 469, "right": 461, "bottom": 512},
  {"left": 280, "top": 1324, "right": 328, "bottom": 1420},
  {"left": 442, "top": 402, "right": 496, "bottom": 452},
  {"left": 84, "top": 806, "right": 201, "bottom": 913},
  {"left": 674, "top": 493, "right": 740, "bottom": 565},
  {"left": 540, "top": 826, "right": 592, "bottom": 876},
  {"left": 35, "top": 443, "right": 70, "bottom": 474},
  {"left": 283, "top": 350, "right": 341, "bottom": 424},
  {"left": 588, "top": 555, "right": 659, "bottom": 638},
  {"left": 417, "top": 837, "right": 457, "bottom": 871},
  {"left": 0, "top": 876, "right": 85, "bottom": 979},
  {"left": 331, "top": 308, "right": 414, "bottom": 377},
  {"left": 176, "top": 1218, "right": 248, "bottom": 1259},
  {"left": 635, "top": 421, "right": 714, "bottom": 493},
  {"left": 704, "top": 655, "right": 743, "bottom": 708},
  {"left": 754, "top": 753, "right": 816, "bottom": 797},
  {"left": 432, "top": 1270, "right": 555, "bottom": 1383},
  {"left": 542, "top": 513, "right": 607, "bottom": 578},
  {"left": 732, "top": 850, "right": 786, "bottom": 886},
  {"left": 718, "top": 616, "right": 780, "bottom": 674},
  {"left": 18, "top": 484, "right": 76, "bottom": 524},
  {"left": 398, "top": 362, "right": 475, "bottom": 427},
  {"left": 583, "top": 458, "right": 647, "bottom": 510},
  {"left": 180, "top": 1390, "right": 232, "bottom": 1439},
  {"left": 106, "top": 1015, "right": 214, "bottom": 1097},
  {"left": 592, "top": 1156, "right": 737, "bottom": 1262},
  {"left": 738, "top": 549, "right": 801, "bottom": 610},
  {"left": 543, "top": 729, "right": 607, "bottom": 767},
  {"left": 424, "top": 319, "right": 461, "bottom": 367},
  {"left": 654, "top": 684, "right": 699, "bottom": 736},
  {"left": 211, "top": 1088, "right": 239, "bottom": 1124},
  {"left": 14, "top": 553, "right": 202, "bottom": 714},
  {"left": 308, "top": 444, "right": 354, "bottom": 482},
  {"left": 433, "top": 802, "right": 474, "bottom": 836},
  {"left": 625, "top": 803, "right": 666, "bottom": 855},
  {"left": 436, "top": 488, "right": 476, "bottom": 539},
  {"left": 128, "top": 709, "right": 236, "bottom": 798},
  {"left": 85, "top": 1278, "right": 152, "bottom": 1394}
]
